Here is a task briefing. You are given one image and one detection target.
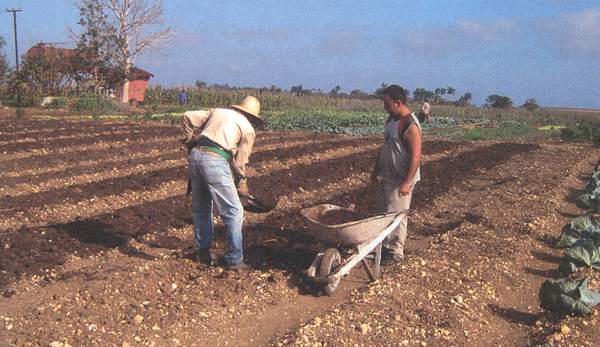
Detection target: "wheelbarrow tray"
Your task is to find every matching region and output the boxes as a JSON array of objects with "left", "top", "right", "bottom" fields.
[{"left": 300, "top": 204, "right": 400, "bottom": 246}]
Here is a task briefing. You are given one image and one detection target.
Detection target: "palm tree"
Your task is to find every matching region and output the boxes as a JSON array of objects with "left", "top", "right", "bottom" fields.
[{"left": 447, "top": 87, "right": 456, "bottom": 100}]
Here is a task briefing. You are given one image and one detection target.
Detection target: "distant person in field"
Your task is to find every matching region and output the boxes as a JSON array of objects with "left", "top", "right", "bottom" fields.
[
  {"left": 371, "top": 85, "right": 422, "bottom": 265},
  {"left": 181, "top": 96, "right": 264, "bottom": 271},
  {"left": 418, "top": 99, "right": 430, "bottom": 124},
  {"left": 178, "top": 87, "right": 187, "bottom": 105}
]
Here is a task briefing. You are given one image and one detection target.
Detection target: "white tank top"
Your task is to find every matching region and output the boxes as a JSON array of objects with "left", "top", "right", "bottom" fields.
[{"left": 378, "top": 113, "right": 421, "bottom": 186}]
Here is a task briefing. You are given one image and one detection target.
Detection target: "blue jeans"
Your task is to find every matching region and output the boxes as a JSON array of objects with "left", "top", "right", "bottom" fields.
[{"left": 189, "top": 148, "right": 244, "bottom": 264}]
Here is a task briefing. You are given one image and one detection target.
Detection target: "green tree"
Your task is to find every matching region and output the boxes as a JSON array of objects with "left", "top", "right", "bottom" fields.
[
  {"left": 195, "top": 80, "right": 207, "bottom": 89},
  {"left": 0, "top": 36, "right": 11, "bottom": 85},
  {"left": 486, "top": 94, "right": 513, "bottom": 109},
  {"left": 412, "top": 88, "right": 434, "bottom": 102},
  {"left": 455, "top": 92, "right": 473, "bottom": 107},
  {"left": 330, "top": 85, "right": 341, "bottom": 98},
  {"left": 522, "top": 98, "right": 539, "bottom": 111},
  {"left": 290, "top": 85, "right": 304, "bottom": 96},
  {"left": 6, "top": 48, "right": 81, "bottom": 106},
  {"left": 350, "top": 89, "right": 368, "bottom": 99},
  {"left": 447, "top": 87, "right": 456, "bottom": 99},
  {"left": 434, "top": 87, "right": 447, "bottom": 103},
  {"left": 374, "top": 83, "right": 388, "bottom": 98},
  {"left": 0, "top": 36, "right": 10, "bottom": 107},
  {"left": 74, "top": 0, "right": 174, "bottom": 103}
]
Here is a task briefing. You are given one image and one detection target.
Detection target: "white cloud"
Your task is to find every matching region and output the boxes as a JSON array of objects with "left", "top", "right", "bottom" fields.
[
  {"left": 399, "top": 18, "right": 521, "bottom": 56},
  {"left": 535, "top": 7, "right": 600, "bottom": 54}
]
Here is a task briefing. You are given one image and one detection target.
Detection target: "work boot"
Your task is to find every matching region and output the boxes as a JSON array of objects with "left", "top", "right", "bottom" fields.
[
  {"left": 193, "top": 248, "right": 217, "bottom": 266},
  {"left": 381, "top": 253, "right": 404, "bottom": 266},
  {"left": 224, "top": 261, "right": 249, "bottom": 271}
]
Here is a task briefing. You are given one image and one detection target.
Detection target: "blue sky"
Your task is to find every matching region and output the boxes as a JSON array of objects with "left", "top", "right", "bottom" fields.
[{"left": 1, "top": 1, "right": 599, "bottom": 109}]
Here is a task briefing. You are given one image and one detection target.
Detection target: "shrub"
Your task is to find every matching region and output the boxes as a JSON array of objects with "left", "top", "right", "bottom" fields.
[
  {"left": 522, "top": 98, "right": 540, "bottom": 111},
  {"left": 560, "top": 123, "right": 600, "bottom": 145},
  {"left": 16, "top": 108, "right": 25, "bottom": 117},
  {"left": 17, "top": 91, "right": 45, "bottom": 108},
  {"left": 486, "top": 94, "right": 513, "bottom": 109},
  {"left": 43, "top": 97, "right": 68, "bottom": 110},
  {"left": 72, "top": 93, "right": 120, "bottom": 112}
]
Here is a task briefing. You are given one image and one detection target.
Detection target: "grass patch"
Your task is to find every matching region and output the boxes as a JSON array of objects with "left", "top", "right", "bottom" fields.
[
  {"left": 538, "top": 125, "right": 566, "bottom": 131},
  {"left": 457, "top": 123, "right": 542, "bottom": 141},
  {"left": 32, "top": 115, "right": 60, "bottom": 119}
]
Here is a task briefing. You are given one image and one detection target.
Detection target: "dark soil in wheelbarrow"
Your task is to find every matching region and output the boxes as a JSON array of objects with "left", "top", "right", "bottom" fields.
[{"left": 315, "top": 209, "right": 364, "bottom": 225}]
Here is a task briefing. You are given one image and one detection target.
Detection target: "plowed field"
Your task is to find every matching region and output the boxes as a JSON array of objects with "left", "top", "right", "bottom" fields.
[{"left": 1, "top": 110, "right": 600, "bottom": 347}]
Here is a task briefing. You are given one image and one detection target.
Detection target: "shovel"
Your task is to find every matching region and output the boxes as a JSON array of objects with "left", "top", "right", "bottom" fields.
[{"left": 242, "top": 194, "right": 278, "bottom": 213}]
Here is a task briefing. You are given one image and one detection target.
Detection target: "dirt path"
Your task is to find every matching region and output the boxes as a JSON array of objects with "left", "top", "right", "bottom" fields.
[{"left": 1, "top": 112, "right": 600, "bottom": 346}]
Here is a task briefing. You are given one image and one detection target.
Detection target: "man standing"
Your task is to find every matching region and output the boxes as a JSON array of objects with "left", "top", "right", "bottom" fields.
[
  {"left": 182, "top": 96, "right": 263, "bottom": 270},
  {"left": 178, "top": 87, "right": 187, "bottom": 105},
  {"left": 419, "top": 98, "right": 430, "bottom": 124},
  {"left": 371, "top": 85, "right": 422, "bottom": 265}
]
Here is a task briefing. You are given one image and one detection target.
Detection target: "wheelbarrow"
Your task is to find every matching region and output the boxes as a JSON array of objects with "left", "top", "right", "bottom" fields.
[{"left": 300, "top": 204, "right": 406, "bottom": 295}]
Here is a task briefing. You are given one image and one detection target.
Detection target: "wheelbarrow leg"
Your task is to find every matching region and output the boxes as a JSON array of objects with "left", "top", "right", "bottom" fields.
[
  {"left": 361, "top": 241, "right": 382, "bottom": 281},
  {"left": 311, "top": 211, "right": 406, "bottom": 293}
]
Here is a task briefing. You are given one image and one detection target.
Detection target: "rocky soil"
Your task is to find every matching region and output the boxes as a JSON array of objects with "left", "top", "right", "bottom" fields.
[{"left": 1, "top": 109, "right": 600, "bottom": 347}]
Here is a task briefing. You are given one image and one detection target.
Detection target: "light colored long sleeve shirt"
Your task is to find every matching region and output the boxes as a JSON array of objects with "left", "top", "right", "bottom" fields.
[
  {"left": 183, "top": 108, "right": 256, "bottom": 187},
  {"left": 421, "top": 102, "right": 431, "bottom": 115}
]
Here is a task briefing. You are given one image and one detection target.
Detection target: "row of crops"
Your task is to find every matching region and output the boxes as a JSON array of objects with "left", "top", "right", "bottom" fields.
[
  {"left": 260, "top": 110, "right": 386, "bottom": 135},
  {"left": 34, "top": 95, "right": 593, "bottom": 143},
  {"left": 143, "top": 86, "right": 600, "bottom": 126},
  {"left": 146, "top": 110, "right": 528, "bottom": 138},
  {"left": 35, "top": 88, "right": 600, "bottom": 142},
  {"left": 36, "top": 109, "right": 516, "bottom": 138},
  {"left": 144, "top": 87, "right": 383, "bottom": 113},
  {"left": 538, "top": 162, "right": 600, "bottom": 315}
]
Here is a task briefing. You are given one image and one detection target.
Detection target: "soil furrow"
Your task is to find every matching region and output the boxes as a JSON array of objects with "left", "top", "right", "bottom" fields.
[{"left": 2, "top": 114, "right": 600, "bottom": 347}]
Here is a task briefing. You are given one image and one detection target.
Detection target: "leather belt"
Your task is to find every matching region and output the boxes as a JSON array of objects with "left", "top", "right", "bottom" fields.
[{"left": 199, "top": 147, "right": 221, "bottom": 156}]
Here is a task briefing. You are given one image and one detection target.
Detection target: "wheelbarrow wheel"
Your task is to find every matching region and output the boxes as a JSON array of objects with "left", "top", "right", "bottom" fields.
[{"left": 317, "top": 248, "right": 342, "bottom": 295}]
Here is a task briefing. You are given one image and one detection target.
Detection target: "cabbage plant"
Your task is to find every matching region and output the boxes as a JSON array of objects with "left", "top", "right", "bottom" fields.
[
  {"left": 539, "top": 277, "right": 600, "bottom": 315},
  {"left": 558, "top": 239, "right": 600, "bottom": 275},
  {"left": 555, "top": 215, "right": 600, "bottom": 248}
]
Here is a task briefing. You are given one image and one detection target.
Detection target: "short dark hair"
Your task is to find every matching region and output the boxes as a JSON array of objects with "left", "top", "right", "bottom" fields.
[{"left": 382, "top": 85, "right": 407, "bottom": 105}]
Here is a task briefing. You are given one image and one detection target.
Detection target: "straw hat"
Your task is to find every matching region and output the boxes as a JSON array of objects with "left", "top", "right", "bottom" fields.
[{"left": 231, "top": 96, "right": 264, "bottom": 126}]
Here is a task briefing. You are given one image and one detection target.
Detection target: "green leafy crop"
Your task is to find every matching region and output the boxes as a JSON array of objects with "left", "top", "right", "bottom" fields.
[
  {"left": 555, "top": 215, "right": 600, "bottom": 248},
  {"left": 539, "top": 277, "right": 600, "bottom": 315}
]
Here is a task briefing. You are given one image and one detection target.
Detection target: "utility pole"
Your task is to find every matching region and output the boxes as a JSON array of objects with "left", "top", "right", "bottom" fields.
[
  {"left": 6, "top": 8, "right": 22, "bottom": 71},
  {"left": 6, "top": 8, "right": 22, "bottom": 105}
]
